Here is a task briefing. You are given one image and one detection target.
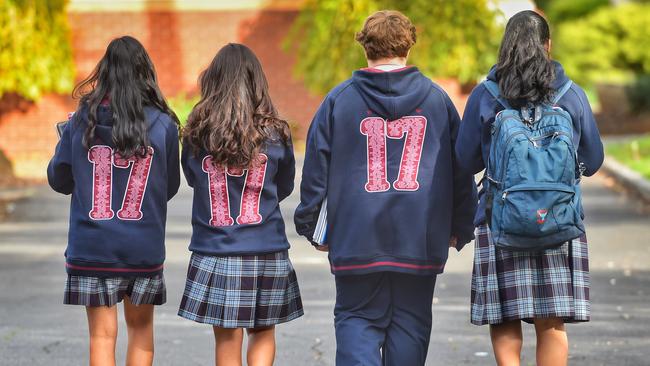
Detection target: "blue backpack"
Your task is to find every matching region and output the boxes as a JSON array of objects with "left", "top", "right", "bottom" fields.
[{"left": 483, "top": 80, "right": 585, "bottom": 251}]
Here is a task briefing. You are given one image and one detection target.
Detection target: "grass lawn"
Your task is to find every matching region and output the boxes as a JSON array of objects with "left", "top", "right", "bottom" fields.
[{"left": 606, "top": 135, "right": 650, "bottom": 180}]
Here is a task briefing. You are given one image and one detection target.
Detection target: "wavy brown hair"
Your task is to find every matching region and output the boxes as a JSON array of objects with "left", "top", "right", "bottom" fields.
[{"left": 183, "top": 43, "right": 290, "bottom": 169}]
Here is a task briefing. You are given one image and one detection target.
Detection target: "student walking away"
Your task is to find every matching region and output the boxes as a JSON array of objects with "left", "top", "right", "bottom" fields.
[
  {"left": 178, "top": 43, "right": 303, "bottom": 366},
  {"left": 456, "top": 10, "right": 604, "bottom": 366},
  {"left": 47, "top": 36, "right": 181, "bottom": 366},
  {"left": 295, "top": 10, "right": 477, "bottom": 366}
]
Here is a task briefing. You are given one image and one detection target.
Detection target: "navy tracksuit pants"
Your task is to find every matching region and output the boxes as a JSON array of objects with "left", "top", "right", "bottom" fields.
[{"left": 334, "top": 272, "right": 437, "bottom": 366}]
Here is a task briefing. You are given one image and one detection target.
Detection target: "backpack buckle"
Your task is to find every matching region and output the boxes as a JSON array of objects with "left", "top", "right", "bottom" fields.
[
  {"left": 520, "top": 107, "right": 534, "bottom": 126},
  {"left": 578, "top": 162, "right": 586, "bottom": 179},
  {"left": 520, "top": 106, "right": 543, "bottom": 126},
  {"left": 534, "top": 106, "right": 542, "bottom": 122}
]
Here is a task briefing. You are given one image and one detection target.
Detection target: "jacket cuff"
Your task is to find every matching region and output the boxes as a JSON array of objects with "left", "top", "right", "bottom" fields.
[{"left": 453, "top": 231, "right": 475, "bottom": 252}]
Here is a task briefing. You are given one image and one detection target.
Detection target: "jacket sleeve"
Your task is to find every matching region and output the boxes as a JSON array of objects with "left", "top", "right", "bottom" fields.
[
  {"left": 448, "top": 95, "right": 478, "bottom": 250},
  {"left": 276, "top": 137, "right": 296, "bottom": 202},
  {"left": 166, "top": 121, "right": 181, "bottom": 200},
  {"left": 574, "top": 86, "right": 604, "bottom": 176},
  {"left": 180, "top": 144, "right": 195, "bottom": 188},
  {"left": 47, "top": 120, "right": 74, "bottom": 195},
  {"left": 456, "top": 86, "right": 487, "bottom": 175},
  {"left": 294, "top": 97, "right": 332, "bottom": 241}
]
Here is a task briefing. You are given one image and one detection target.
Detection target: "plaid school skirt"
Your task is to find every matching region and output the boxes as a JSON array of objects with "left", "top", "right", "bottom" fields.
[
  {"left": 178, "top": 251, "right": 304, "bottom": 328},
  {"left": 64, "top": 274, "right": 166, "bottom": 307},
  {"left": 471, "top": 225, "right": 590, "bottom": 325}
]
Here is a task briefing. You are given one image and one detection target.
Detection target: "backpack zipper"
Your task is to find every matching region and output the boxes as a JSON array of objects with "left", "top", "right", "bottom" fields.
[
  {"left": 497, "top": 130, "right": 575, "bottom": 183},
  {"left": 495, "top": 131, "right": 526, "bottom": 183},
  {"left": 502, "top": 183, "right": 575, "bottom": 201}
]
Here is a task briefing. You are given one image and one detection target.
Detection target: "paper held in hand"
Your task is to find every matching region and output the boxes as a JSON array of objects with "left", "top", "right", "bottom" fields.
[{"left": 312, "top": 197, "right": 328, "bottom": 245}]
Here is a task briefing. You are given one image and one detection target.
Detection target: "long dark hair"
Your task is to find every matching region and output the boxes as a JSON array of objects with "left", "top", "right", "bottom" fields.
[
  {"left": 72, "top": 36, "right": 179, "bottom": 158},
  {"left": 495, "top": 11, "right": 555, "bottom": 109},
  {"left": 183, "top": 43, "right": 290, "bottom": 169}
]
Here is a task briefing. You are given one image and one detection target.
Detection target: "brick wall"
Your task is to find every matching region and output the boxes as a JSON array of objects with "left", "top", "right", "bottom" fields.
[
  {"left": 0, "top": 95, "right": 77, "bottom": 179},
  {"left": 66, "top": 9, "right": 326, "bottom": 126},
  {"left": 0, "top": 7, "right": 467, "bottom": 179}
]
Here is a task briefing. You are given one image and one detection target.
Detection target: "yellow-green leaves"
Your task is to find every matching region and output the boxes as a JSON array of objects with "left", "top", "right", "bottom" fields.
[
  {"left": 284, "top": 0, "right": 501, "bottom": 95},
  {"left": 0, "top": 0, "right": 75, "bottom": 101}
]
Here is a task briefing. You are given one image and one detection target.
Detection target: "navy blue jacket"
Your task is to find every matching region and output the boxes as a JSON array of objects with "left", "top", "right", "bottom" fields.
[
  {"left": 47, "top": 105, "right": 180, "bottom": 277},
  {"left": 295, "top": 67, "right": 478, "bottom": 276},
  {"left": 181, "top": 137, "right": 295, "bottom": 255},
  {"left": 457, "top": 61, "right": 604, "bottom": 226}
]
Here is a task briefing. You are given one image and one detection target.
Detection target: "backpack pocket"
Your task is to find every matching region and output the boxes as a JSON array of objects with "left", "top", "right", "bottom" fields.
[{"left": 500, "top": 183, "right": 577, "bottom": 237}]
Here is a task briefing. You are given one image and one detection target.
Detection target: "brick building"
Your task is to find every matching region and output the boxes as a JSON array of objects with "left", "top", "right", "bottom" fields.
[{"left": 0, "top": 0, "right": 466, "bottom": 179}]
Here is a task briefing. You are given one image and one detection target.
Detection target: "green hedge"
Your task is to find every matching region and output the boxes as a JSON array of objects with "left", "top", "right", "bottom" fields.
[
  {"left": 554, "top": 3, "right": 650, "bottom": 87},
  {"left": 0, "top": 0, "right": 74, "bottom": 101},
  {"left": 626, "top": 75, "right": 650, "bottom": 113},
  {"left": 285, "top": 0, "right": 501, "bottom": 95}
]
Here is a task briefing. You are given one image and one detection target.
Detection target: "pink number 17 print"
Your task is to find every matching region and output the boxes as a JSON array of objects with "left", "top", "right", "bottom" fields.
[
  {"left": 202, "top": 154, "right": 268, "bottom": 227},
  {"left": 88, "top": 145, "right": 154, "bottom": 220},
  {"left": 360, "top": 116, "right": 427, "bottom": 192}
]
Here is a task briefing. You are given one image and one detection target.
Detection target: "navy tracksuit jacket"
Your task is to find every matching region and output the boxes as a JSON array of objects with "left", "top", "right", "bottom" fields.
[
  {"left": 180, "top": 137, "right": 295, "bottom": 256},
  {"left": 295, "top": 66, "right": 478, "bottom": 275},
  {"left": 295, "top": 65, "right": 478, "bottom": 366},
  {"left": 47, "top": 105, "right": 180, "bottom": 277}
]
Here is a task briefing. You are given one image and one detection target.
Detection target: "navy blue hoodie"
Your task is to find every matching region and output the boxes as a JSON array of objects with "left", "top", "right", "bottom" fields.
[
  {"left": 295, "top": 67, "right": 478, "bottom": 276},
  {"left": 47, "top": 105, "right": 180, "bottom": 277},
  {"left": 181, "top": 136, "right": 295, "bottom": 255},
  {"left": 457, "top": 61, "right": 604, "bottom": 226}
]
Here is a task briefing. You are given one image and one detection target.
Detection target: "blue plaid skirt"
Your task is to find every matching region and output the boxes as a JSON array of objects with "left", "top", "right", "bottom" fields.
[
  {"left": 471, "top": 225, "right": 590, "bottom": 325},
  {"left": 64, "top": 274, "right": 166, "bottom": 306},
  {"left": 178, "top": 251, "right": 303, "bottom": 328}
]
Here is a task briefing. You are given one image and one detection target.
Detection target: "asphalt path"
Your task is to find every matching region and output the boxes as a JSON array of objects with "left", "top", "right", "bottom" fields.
[{"left": 1, "top": 170, "right": 649, "bottom": 365}]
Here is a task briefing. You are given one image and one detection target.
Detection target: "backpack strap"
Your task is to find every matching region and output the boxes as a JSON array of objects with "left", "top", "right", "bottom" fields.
[
  {"left": 483, "top": 80, "right": 511, "bottom": 109},
  {"left": 552, "top": 80, "right": 573, "bottom": 105}
]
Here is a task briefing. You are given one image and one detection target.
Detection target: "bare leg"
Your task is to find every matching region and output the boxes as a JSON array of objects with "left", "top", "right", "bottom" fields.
[
  {"left": 246, "top": 326, "right": 276, "bottom": 366},
  {"left": 123, "top": 297, "right": 155, "bottom": 366},
  {"left": 490, "top": 320, "right": 523, "bottom": 366},
  {"left": 213, "top": 327, "right": 244, "bottom": 366},
  {"left": 534, "top": 318, "right": 568, "bottom": 366},
  {"left": 86, "top": 305, "right": 118, "bottom": 366}
]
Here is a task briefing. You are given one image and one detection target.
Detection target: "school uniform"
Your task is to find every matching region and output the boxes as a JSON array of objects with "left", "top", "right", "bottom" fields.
[
  {"left": 47, "top": 104, "right": 180, "bottom": 306},
  {"left": 457, "top": 61, "right": 604, "bottom": 325},
  {"left": 178, "top": 136, "right": 303, "bottom": 328},
  {"left": 295, "top": 65, "right": 477, "bottom": 365}
]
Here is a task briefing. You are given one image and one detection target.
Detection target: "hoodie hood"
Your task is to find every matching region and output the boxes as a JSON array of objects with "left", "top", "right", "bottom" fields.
[
  {"left": 94, "top": 105, "right": 115, "bottom": 146},
  {"left": 352, "top": 66, "right": 432, "bottom": 121},
  {"left": 487, "top": 60, "right": 569, "bottom": 90},
  {"left": 80, "top": 105, "right": 162, "bottom": 147}
]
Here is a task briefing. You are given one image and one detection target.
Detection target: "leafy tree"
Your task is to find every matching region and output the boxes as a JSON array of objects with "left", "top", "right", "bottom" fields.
[
  {"left": 554, "top": 2, "right": 650, "bottom": 86},
  {"left": 0, "top": 0, "right": 74, "bottom": 101},
  {"left": 285, "top": 0, "right": 501, "bottom": 95},
  {"left": 536, "top": 0, "right": 610, "bottom": 24}
]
